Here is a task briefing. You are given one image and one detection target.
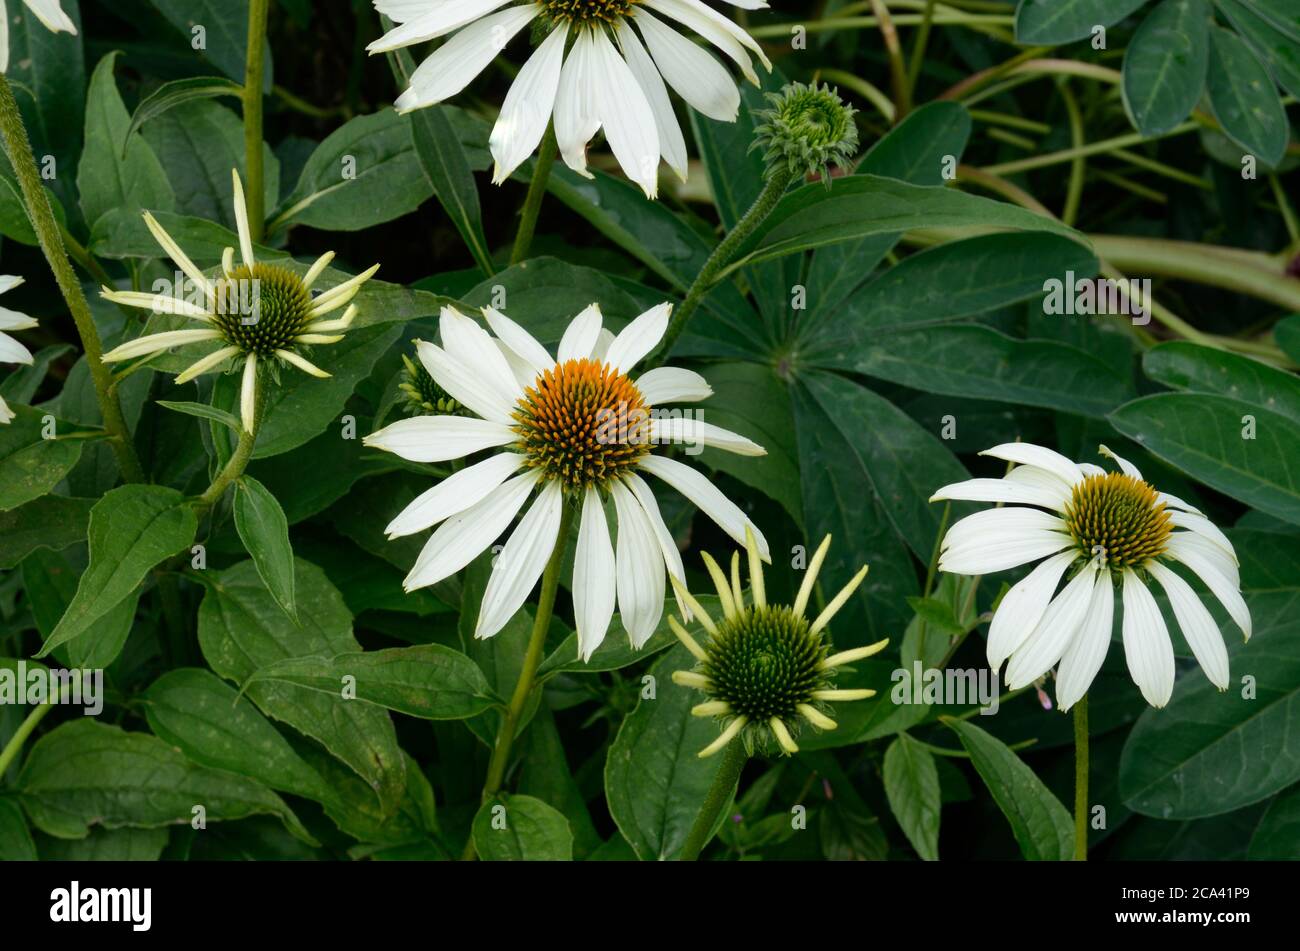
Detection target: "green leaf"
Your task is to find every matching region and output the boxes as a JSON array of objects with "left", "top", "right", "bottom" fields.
[
  {"left": 1015, "top": 0, "right": 1151, "bottom": 43},
  {"left": 38, "top": 826, "right": 169, "bottom": 861},
  {"left": 89, "top": 207, "right": 282, "bottom": 264},
  {"left": 1239, "top": 0, "right": 1300, "bottom": 41},
  {"left": 143, "top": 668, "right": 336, "bottom": 806},
  {"left": 0, "top": 171, "right": 67, "bottom": 246},
  {"left": 1205, "top": 25, "right": 1288, "bottom": 165},
  {"left": 409, "top": 106, "right": 493, "bottom": 275},
  {"left": 604, "top": 644, "right": 734, "bottom": 861},
  {"left": 124, "top": 76, "right": 244, "bottom": 143},
  {"left": 883, "top": 734, "right": 942, "bottom": 860},
  {"left": 1276, "top": 315, "right": 1300, "bottom": 364},
  {"left": 274, "top": 109, "right": 432, "bottom": 233},
  {"left": 735, "top": 174, "right": 1088, "bottom": 268},
  {"left": 945, "top": 718, "right": 1074, "bottom": 860},
  {"left": 146, "top": 0, "right": 272, "bottom": 91},
  {"left": 538, "top": 595, "right": 723, "bottom": 677},
  {"left": 156, "top": 399, "right": 242, "bottom": 432},
  {"left": 0, "top": 495, "right": 93, "bottom": 569},
  {"left": 0, "top": 799, "right": 37, "bottom": 861},
  {"left": 197, "top": 558, "right": 406, "bottom": 814},
  {"left": 234, "top": 475, "right": 296, "bottom": 620},
  {"left": 1142, "top": 341, "right": 1300, "bottom": 424},
  {"left": 1217, "top": 0, "right": 1300, "bottom": 100},
  {"left": 472, "top": 793, "right": 573, "bottom": 861},
  {"left": 242, "top": 644, "right": 500, "bottom": 721},
  {"left": 17, "top": 720, "right": 312, "bottom": 842},
  {"left": 0, "top": 406, "right": 87, "bottom": 512},
  {"left": 77, "top": 52, "right": 175, "bottom": 232},
  {"left": 1109, "top": 393, "right": 1300, "bottom": 525},
  {"left": 304, "top": 748, "right": 436, "bottom": 847},
  {"left": 1249, "top": 783, "right": 1300, "bottom": 859},
  {"left": 1122, "top": 0, "right": 1210, "bottom": 135},
  {"left": 38, "top": 484, "right": 197, "bottom": 656}
]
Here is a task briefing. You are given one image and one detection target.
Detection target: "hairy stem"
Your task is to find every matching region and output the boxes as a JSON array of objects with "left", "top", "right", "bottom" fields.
[
  {"left": 243, "top": 0, "right": 271, "bottom": 241},
  {"left": 679, "top": 738, "right": 748, "bottom": 861},
  {"left": 1074, "top": 694, "right": 1089, "bottom": 862},
  {"left": 196, "top": 369, "right": 263, "bottom": 510}
]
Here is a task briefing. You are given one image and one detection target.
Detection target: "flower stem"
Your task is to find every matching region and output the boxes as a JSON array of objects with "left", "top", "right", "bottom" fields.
[
  {"left": 0, "top": 75, "right": 145, "bottom": 484},
  {"left": 0, "top": 700, "right": 55, "bottom": 779},
  {"left": 679, "top": 737, "right": 748, "bottom": 861},
  {"left": 1073, "top": 694, "right": 1089, "bottom": 861},
  {"left": 196, "top": 369, "right": 263, "bottom": 510},
  {"left": 461, "top": 502, "right": 574, "bottom": 861},
  {"left": 510, "top": 128, "right": 558, "bottom": 266},
  {"left": 243, "top": 0, "right": 271, "bottom": 241},
  {"left": 651, "top": 166, "right": 796, "bottom": 366}
]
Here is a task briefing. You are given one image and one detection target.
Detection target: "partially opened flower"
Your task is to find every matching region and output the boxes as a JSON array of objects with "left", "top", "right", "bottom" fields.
[
  {"left": 367, "top": 0, "right": 772, "bottom": 197},
  {"left": 669, "top": 529, "right": 886, "bottom": 757},
  {"left": 99, "top": 169, "right": 379, "bottom": 433},
  {"left": 931, "top": 443, "right": 1250, "bottom": 710},
  {"left": 0, "top": 275, "right": 39, "bottom": 424},
  {"left": 1, "top": 1, "right": 77, "bottom": 73},
  {"left": 364, "top": 301, "right": 768, "bottom": 656}
]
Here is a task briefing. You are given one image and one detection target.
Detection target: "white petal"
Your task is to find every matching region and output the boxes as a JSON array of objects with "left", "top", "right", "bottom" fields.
[
  {"left": 100, "top": 289, "right": 212, "bottom": 320},
  {"left": 638, "top": 453, "right": 769, "bottom": 561},
  {"left": 1157, "top": 490, "right": 1202, "bottom": 515},
  {"left": 649, "top": 416, "right": 765, "bottom": 456},
  {"left": 1121, "top": 569, "right": 1176, "bottom": 707},
  {"left": 633, "top": 9, "right": 740, "bottom": 121},
  {"left": 363, "top": 415, "right": 516, "bottom": 463},
  {"left": 1164, "top": 545, "right": 1251, "bottom": 640},
  {"left": 610, "top": 478, "right": 665, "bottom": 648},
  {"left": 614, "top": 18, "right": 687, "bottom": 180},
  {"left": 439, "top": 306, "right": 524, "bottom": 403},
  {"left": 174, "top": 345, "right": 240, "bottom": 384},
  {"left": 231, "top": 169, "right": 256, "bottom": 269},
  {"left": 1167, "top": 509, "right": 1237, "bottom": 564},
  {"left": 0, "top": 13, "right": 8, "bottom": 74},
  {"left": 385, "top": 452, "right": 525, "bottom": 538},
  {"left": 1004, "top": 564, "right": 1098, "bottom": 689},
  {"left": 634, "top": 366, "right": 712, "bottom": 404},
  {"left": 930, "top": 476, "right": 1069, "bottom": 512},
  {"left": 1098, "top": 443, "right": 1142, "bottom": 480},
  {"left": 604, "top": 302, "right": 670, "bottom": 373},
  {"left": 0, "top": 275, "right": 24, "bottom": 295},
  {"left": 1148, "top": 562, "right": 1230, "bottom": 690},
  {"left": 1005, "top": 462, "right": 1075, "bottom": 496},
  {"left": 553, "top": 30, "right": 600, "bottom": 178},
  {"left": 1165, "top": 530, "right": 1238, "bottom": 588},
  {"left": 101, "top": 328, "right": 222, "bottom": 362},
  {"left": 0, "top": 394, "right": 13, "bottom": 424},
  {"left": 490, "top": 22, "right": 568, "bottom": 184},
  {"left": 623, "top": 471, "right": 690, "bottom": 622},
  {"left": 574, "top": 485, "right": 616, "bottom": 660},
  {"left": 642, "top": 0, "right": 760, "bottom": 83},
  {"left": 0, "top": 331, "right": 33, "bottom": 365},
  {"left": 980, "top": 442, "right": 1083, "bottom": 486},
  {"left": 496, "top": 340, "right": 538, "bottom": 390},
  {"left": 939, "top": 533, "right": 1075, "bottom": 576},
  {"left": 0, "top": 308, "right": 37, "bottom": 333},
  {"left": 1055, "top": 573, "right": 1115, "bottom": 711},
  {"left": 404, "top": 471, "right": 541, "bottom": 591},
  {"left": 143, "top": 211, "right": 214, "bottom": 303},
  {"left": 414, "top": 339, "right": 516, "bottom": 424},
  {"left": 986, "top": 550, "right": 1076, "bottom": 671},
  {"left": 368, "top": 0, "right": 515, "bottom": 54},
  {"left": 591, "top": 327, "right": 616, "bottom": 363},
  {"left": 394, "top": 5, "right": 538, "bottom": 112},
  {"left": 22, "top": 0, "right": 77, "bottom": 35},
  {"left": 477, "top": 481, "right": 564, "bottom": 639},
  {"left": 240, "top": 353, "right": 258, "bottom": 433},
  {"left": 557, "top": 304, "right": 602, "bottom": 362},
  {"left": 588, "top": 29, "right": 661, "bottom": 197},
  {"left": 483, "top": 306, "right": 555, "bottom": 376}
]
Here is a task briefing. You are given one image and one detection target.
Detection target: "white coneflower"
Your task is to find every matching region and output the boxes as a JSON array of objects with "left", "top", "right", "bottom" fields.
[
  {"left": 364, "top": 301, "right": 768, "bottom": 657},
  {"left": 931, "top": 443, "right": 1251, "bottom": 710},
  {"left": 367, "top": 0, "right": 772, "bottom": 197},
  {"left": 1, "top": 1, "right": 77, "bottom": 73},
  {"left": 0, "top": 275, "right": 39, "bottom": 424},
  {"left": 99, "top": 169, "right": 379, "bottom": 433},
  {"left": 669, "top": 527, "right": 886, "bottom": 757}
]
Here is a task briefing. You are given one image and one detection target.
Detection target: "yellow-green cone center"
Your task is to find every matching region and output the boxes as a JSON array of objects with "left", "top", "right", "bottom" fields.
[
  {"left": 1064, "top": 472, "right": 1171, "bottom": 569},
  {"left": 701, "top": 605, "right": 829, "bottom": 722},
  {"left": 541, "top": 0, "right": 637, "bottom": 22},
  {"left": 512, "top": 358, "right": 651, "bottom": 489},
  {"left": 211, "top": 263, "right": 313, "bottom": 355}
]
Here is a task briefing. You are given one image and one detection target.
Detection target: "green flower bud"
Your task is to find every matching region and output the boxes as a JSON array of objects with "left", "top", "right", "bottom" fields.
[
  {"left": 752, "top": 82, "right": 859, "bottom": 186},
  {"left": 398, "top": 352, "right": 467, "bottom": 417}
]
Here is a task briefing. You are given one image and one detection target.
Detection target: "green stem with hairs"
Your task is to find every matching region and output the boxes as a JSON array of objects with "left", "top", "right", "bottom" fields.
[
  {"left": 243, "top": 0, "right": 270, "bottom": 241},
  {"left": 1074, "top": 694, "right": 1089, "bottom": 861},
  {"left": 462, "top": 502, "right": 574, "bottom": 861},
  {"left": 0, "top": 700, "right": 55, "bottom": 779},
  {"left": 0, "top": 75, "right": 144, "bottom": 484},
  {"left": 679, "top": 737, "right": 748, "bottom": 861},
  {"left": 196, "top": 368, "right": 263, "bottom": 510},
  {"left": 651, "top": 166, "right": 796, "bottom": 366},
  {"left": 511, "top": 128, "right": 558, "bottom": 265}
]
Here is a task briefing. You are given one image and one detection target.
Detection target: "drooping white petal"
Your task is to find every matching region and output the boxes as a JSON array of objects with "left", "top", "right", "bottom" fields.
[
  {"left": 230, "top": 169, "right": 256, "bottom": 270},
  {"left": 633, "top": 9, "right": 740, "bottom": 121},
  {"left": 385, "top": 452, "right": 524, "bottom": 538},
  {"left": 940, "top": 507, "right": 1069, "bottom": 561},
  {"left": 939, "top": 533, "right": 1075, "bottom": 576},
  {"left": 1157, "top": 490, "right": 1202, "bottom": 515},
  {"left": 394, "top": 5, "right": 539, "bottom": 113},
  {"left": 610, "top": 478, "right": 666, "bottom": 648},
  {"left": 930, "top": 476, "right": 1069, "bottom": 512},
  {"left": 574, "top": 485, "right": 616, "bottom": 660},
  {"left": 642, "top": 0, "right": 760, "bottom": 83},
  {"left": 240, "top": 352, "right": 258, "bottom": 433},
  {"left": 101, "top": 328, "right": 222, "bottom": 362},
  {"left": 1163, "top": 543, "right": 1251, "bottom": 640},
  {"left": 477, "top": 480, "right": 564, "bottom": 639},
  {"left": 363, "top": 416, "right": 516, "bottom": 463},
  {"left": 0, "top": 331, "right": 33, "bottom": 365},
  {"left": 634, "top": 366, "right": 712, "bottom": 404},
  {"left": 557, "top": 304, "right": 602, "bottom": 362},
  {"left": 614, "top": 18, "right": 687, "bottom": 180},
  {"left": 1167, "top": 509, "right": 1237, "bottom": 564},
  {"left": 624, "top": 471, "right": 690, "bottom": 622},
  {"left": 0, "top": 307, "right": 36, "bottom": 332},
  {"left": 367, "top": 0, "right": 515, "bottom": 54},
  {"left": 375, "top": 0, "right": 443, "bottom": 26},
  {"left": 1055, "top": 573, "right": 1115, "bottom": 711},
  {"left": 438, "top": 306, "right": 525, "bottom": 404},
  {"left": 1166, "top": 530, "right": 1239, "bottom": 588},
  {"left": 1121, "top": 568, "right": 1176, "bottom": 707},
  {"left": 649, "top": 417, "right": 765, "bottom": 456},
  {"left": 979, "top": 442, "right": 1083, "bottom": 486},
  {"left": 0, "top": 275, "right": 24, "bottom": 295},
  {"left": 588, "top": 29, "right": 661, "bottom": 198},
  {"left": 638, "top": 453, "right": 769, "bottom": 561},
  {"left": 1004, "top": 564, "right": 1098, "bottom": 689},
  {"left": 1148, "top": 562, "right": 1230, "bottom": 690},
  {"left": 491, "top": 21, "right": 568, "bottom": 184},
  {"left": 553, "top": 29, "right": 600, "bottom": 178},
  {"left": 986, "top": 550, "right": 1076, "bottom": 671},
  {"left": 23, "top": 0, "right": 77, "bottom": 35},
  {"left": 604, "top": 302, "right": 671, "bottom": 373},
  {"left": 482, "top": 307, "right": 554, "bottom": 376},
  {"left": 403, "top": 471, "right": 540, "bottom": 591},
  {"left": 414, "top": 339, "right": 516, "bottom": 425}
]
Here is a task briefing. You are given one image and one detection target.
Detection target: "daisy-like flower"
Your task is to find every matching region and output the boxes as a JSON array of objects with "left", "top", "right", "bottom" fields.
[
  {"left": 364, "top": 301, "right": 769, "bottom": 656},
  {"left": 1, "top": 1, "right": 77, "bottom": 74},
  {"left": 0, "top": 275, "right": 39, "bottom": 424},
  {"left": 99, "top": 170, "right": 379, "bottom": 433},
  {"left": 367, "top": 0, "right": 772, "bottom": 198},
  {"left": 669, "top": 528, "right": 887, "bottom": 757},
  {"left": 931, "top": 443, "right": 1251, "bottom": 711}
]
